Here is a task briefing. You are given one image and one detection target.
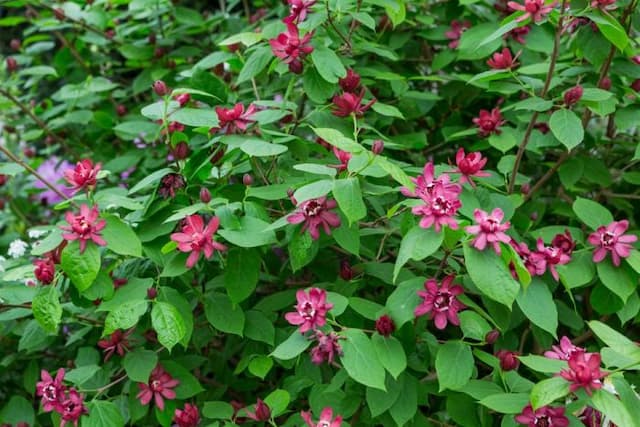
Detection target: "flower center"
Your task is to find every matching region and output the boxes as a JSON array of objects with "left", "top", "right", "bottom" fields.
[
  {"left": 434, "top": 292, "right": 452, "bottom": 309},
  {"left": 190, "top": 232, "right": 207, "bottom": 250},
  {"left": 44, "top": 385, "right": 58, "bottom": 400},
  {"left": 431, "top": 196, "right": 452, "bottom": 215},
  {"left": 481, "top": 218, "right": 500, "bottom": 233},
  {"left": 600, "top": 231, "right": 615, "bottom": 248},
  {"left": 301, "top": 301, "right": 316, "bottom": 320},
  {"left": 534, "top": 415, "right": 551, "bottom": 427},
  {"left": 304, "top": 201, "right": 322, "bottom": 217},
  {"left": 151, "top": 380, "right": 161, "bottom": 391}
]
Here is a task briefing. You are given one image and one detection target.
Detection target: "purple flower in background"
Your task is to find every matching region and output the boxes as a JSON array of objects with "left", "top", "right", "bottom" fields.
[{"left": 33, "top": 158, "right": 73, "bottom": 204}]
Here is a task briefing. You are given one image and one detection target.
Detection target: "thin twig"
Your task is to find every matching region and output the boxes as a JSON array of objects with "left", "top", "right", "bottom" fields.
[
  {"left": 325, "top": 0, "right": 352, "bottom": 50},
  {"left": 0, "top": 88, "right": 66, "bottom": 145}
]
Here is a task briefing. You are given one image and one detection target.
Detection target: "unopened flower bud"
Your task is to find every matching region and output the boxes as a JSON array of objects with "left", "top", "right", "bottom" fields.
[
  {"left": 0, "top": 174, "right": 7, "bottom": 186},
  {"left": 485, "top": 329, "right": 500, "bottom": 344},
  {"left": 563, "top": 85, "right": 583, "bottom": 107},
  {"left": 152, "top": 80, "right": 169, "bottom": 96},
  {"left": 599, "top": 76, "right": 612, "bottom": 90},
  {"left": 6, "top": 57, "right": 18, "bottom": 73},
  {"left": 339, "top": 259, "right": 353, "bottom": 280},
  {"left": 372, "top": 139, "right": 384, "bottom": 155},
  {"left": 375, "top": 315, "right": 396, "bottom": 337},
  {"left": 116, "top": 104, "right": 127, "bottom": 116},
  {"left": 632, "top": 79, "right": 640, "bottom": 92},
  {"left": 174, "top": 93, "right": 191, "bottom": 107},
  {"left": 243, "top": 174, "right": 253, "bottom": 186},
  {"left": 496, "top": 350, "right": 520, "bottom": 371},
  {"left": 200, "top": 187, "right": 212, "bottom": 203},
  {"left": 148, "top": 33, "right": 157, "bottom": 44},
  {"left": 171, "top": 142, "right": 190, "bottom": 160},
  {"left": 53, "top": 8, "right": 65, "bottom": 20},
  {"left": 10, "top": 39, "right": 21, "bottom": 51},
  {"left": 288, "top": 59, "right": 303, "bottom": 74},
  {"left": 521, "top": 183, "right": 530, "bottom": 195},
  {"left": 154, "top": 47, "right": 166, "bottom": 58},
  {"left": 147, "top": 288, "right": 158, "bottom": 299},
  {"left": 104, "top": 29, "right": 115, "bottom": 39}
]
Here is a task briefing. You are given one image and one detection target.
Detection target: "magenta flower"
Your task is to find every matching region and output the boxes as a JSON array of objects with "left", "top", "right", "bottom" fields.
[
  {"left": 269, "top": 22, "right": 314, "bottom": 74},
  {"left": 551, "top": 230, "right": 576, "bottom": 256},
  {"left": 34, "top": 258, "right": 56, "bottom": 285},
  {"left": 212, "top": 103, "right": 256, "bottom": 134},
  {"left": 544, "top": 336, "right": 585, "bottom": 361},
  {"left": 496, "top": 349, "right": 520, "bottom": 371},
  {"left": 452, "top": 148, "right": 490, "bottom": 187},
  {"left": 339, "top": 68, "right": 361, "bottom": 93},
  {"left": 136, "top": 364, "right": 180, "bottom": 410},
  {"left": 244, "top": 399, "right": 271, "bottom": 422},
  {"left": 285, "top": 288, "right": 333, "bottom": 333},
  {"left": 559, "top": 352, "right": 605, "bottom": 396},
  {"left": 466, "top": 208, "right": 511, "bottom": 255},
  {"left": 97, "top": 329, "right": 133, "bottom": 361},
  {"left": 508, "top": 25, "right": 531, "bottom": 43},
  {"left": 510, "top": 240, "right": 547, "bottom": 277},
  {"left": 63, "top": 159, "right": 101, "bottom": 194},
  {"left": 563, "top": 85, "right": 583, "bottom": 107},
  {"left": 587, "top": 220, "right": 637, "bottom": 266},
  {"left": 535, "top": 238, "right": 571, "bottom": 281},
  {"left": 287, "top": 197, "right": 341, "bottom": 240},
  {"left": 487, "top": 48, "right": 519, "bottom": 69},
  {"left": 401, "top": 162, "right": 461, "bottom": 202},
  {"left": 414, "top": 275, "right": 466, "bottom": 330},
  {"left": 331, "top": 89, "right": 376, "bottom": 117},
  {"left": 591, "top": 0, "right": 616, "bottom": 9},
  {"left": 577, "top": 407, "right": 605, "bottom": 427},
  {"left": 331, "top": 146, "right": 351, "bottom": 172},
  {"left": 284, "top": 0, "right": 316, "bottom": 24},
  {"left": 36, "top": 368, "right": 67, "bottom": 413},
  {"left": 473, "top": 108, "right": 506, "bottom": 136},
  {"left": 445, "top": 20, "right": 471, "bottom": 49},
  {"left": 411, "top": 185, "right": 462, "bottom": 231},
  {"left": 375, "top": 315, "right": 396, "bottom": 337},
  {"left": 60, "top": 204, "right": 107, "bottom": 253},
  {"left": 59, "top": 389, "right": 88, "bottom": 427},
  {"left": 170, "top": 215, "right": 227, "bottom": 268},
  {"left": 310, "top": 330, "right": 343, "bottom": 365},
  {"left": 515, "top": 404, "right": 569, "bottom": 427},
  {"left": 174, "top": 403, "right": 201, "bottom": 427},
  {"left": 301, "top": 407, "right": 343, "bottom": 427},
  {"left": 507, "top": 0, "right": 556, "bottom": 22}
]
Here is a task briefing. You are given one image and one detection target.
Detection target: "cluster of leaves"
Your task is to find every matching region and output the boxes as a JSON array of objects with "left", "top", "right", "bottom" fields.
[{"left": 1, "top": 0, "right": 640, "bottom": 426}]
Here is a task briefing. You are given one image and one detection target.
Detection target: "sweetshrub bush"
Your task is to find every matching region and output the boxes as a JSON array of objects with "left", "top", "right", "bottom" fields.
[{"left": 1, "top": 0, "right": 640, "bottom": 426}]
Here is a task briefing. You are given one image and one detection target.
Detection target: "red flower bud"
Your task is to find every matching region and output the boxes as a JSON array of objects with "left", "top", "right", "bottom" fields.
[
  {"left": 288, "top": 59, "right": 303, "bottom": 74},
  {"left": 200, "top": 187, "right": 212, "bottom": 203},
  {"left": 210, "top": 148, "right": 225, "bottom": 165},
  {"left": 339, "top": 69, "right": 361, "bottom": 93},
  {"left": 54, "top": 8, "right": 65, "bottom": 20},
  {"left": 171, "top": 142, "right": 190, "bottom": 160},
  {"left": 599, "top": 76, "right": 612, "bottom": 90},
  {"left": 104, "top": 29, "right": 115, "bottom": 39},
  {"left": 10, "top": 39, "right": 21, "bottom": 51},
  {"left": 496, "top": 350, "right": 520, "bottom": 371},
  {"left": 148, "top": 33, "right": 157, "bottom": 44},
  {"left": 153, "top": 80, "right": 169, "bottom": 96},
  {"left": 339, "top": 259, "right": 353, "bottom": 281},
  {"left": 23, "top": 147, "right": 36, "bottom": 158},
  {"left": 0, "top": 174, "right": 7, "bottom": 186},
  {"left": 33, "top": 258, "right": 56, "bottom": 285},
  {"left": 174, "top": 93, "right": 191, "bottom": 107},
  {"left": 154, "top": 47, "right": 166, "bottom": 58},
  {"left": 6, "top": 57, "right": 18, "bottom": 73},
  {"left": 521, "top": 182, "right": 531, "bottom": 195},
  {"left": 485, "top": 329, "right": 500, "bottom": 344},
  {"left": 632, "top": 79, "right": 640, "bottom": 92},
  {"left": 243, "top": 174, "right": 253, "bottom": 186},
  {"left": 375, "top": 315, "right": 396, "bottom": 337},
  {"left": 116, "top": 104, "right": 127, "bottom": 116},
  {"left": 563, "top": 85, "right": 583, "bottom": 107},
  {"left": 372, "top": 139, "right": 384, "bottom": 155},
  {"left": 147, "top": 288, "right": 158, "bottom": 299}
]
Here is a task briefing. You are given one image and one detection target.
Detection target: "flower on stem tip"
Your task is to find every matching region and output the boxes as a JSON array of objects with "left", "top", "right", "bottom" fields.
[
  {"left": 559, "top": 352, "right": 605, "bottom": 396},
  {"left": 587, "top": 220, "right": 637, "bottom": 266},
  {"left": 496, "top": 349, "right": 520, "bottom": 371},
  {"left": 211, "top": 103, "right": 256, "bottom": 134},
  {"left": 244, "top": 399, "right": 271, "bottom": 422},
  {"left": 286, "top": 197, "right": 341, "bottom": 240},
  {"left": 375, "top": 314, "right": 396, "bottom": 337},
  {"left": 301, "top": 407, "right": 343, "bottom": 427},
  {"left": 451, "top": 148, "right": 490, "bottom": 187},
  {"left": 310, "top": 330, "right": 343, "bottom": 365},
  {"left": 136, "top": 364, "right": 180, "bottom": 410},
  {"left": 473, "top": 108, "right": 506, "bottom": 136},
  {"left": 59, "top": 389, "right": 88, "bottom": 427},
  {"left": 170, "top": 215, "right": 227, "bottom": 268},
  {"left": 507, "top": 0, "right": 556, "bottom": 23},
  {"left": 544, "top": 336, "right": 585, "bottom": 360},
  {"left": 535, "top": 238, "right": 571, "bottom": 281},
  {"left": 332, "top": 89, "right": 376, "bottom": 117},
  {"left": 487, "top": 48, "right": 519, "bottom": 69},
  {"left": 174, "top": 403, "right": 201, "bottom": 427},
  {"left": 97, "top": 329, "right": 133, "bottom": 361},
  {"left": 445, "top": 20, "right": 471, "bottom": 49},
  {"left": 591, "top": 0, "right": 616, "bottom": 9},
  {"left": 515, "top": 404, "right": 569, "bottom": 427},
  {"left": 33, "top": 257, "right": 55, "bottom": 284},
  {"left": 331, "top": 146, "right": 351, "bottom": 172},
  {"left": 285, "top": 287, "right": 333, "bottom": 333},
  {"left": 401, "top": 162, "right": 461, "bottom": 202},
  {"left": 60, "top": 204, "right": 107, "bottom": 254},
  {"left": 410, "top": 185, "right": 462, "bottom": 231},
  {"left": 509, "top": 240, "right": 547, "bottom": 277},
  {"left": 284, "top": 0, "right": 316, "bottom": 24},
  {"left": 414, "top": 275, "right": 466, "bottom": 330},
  {"left": 339, "top": 68, "right": 361, "bottom": 93},
  {"left": 63, "top": 159, "right": 101, "bottom": 194},
  {"left": 269, "top": 22, "right": 314, "bottom": 74},
  {"left": 466, "top": 208, "right": 511, "bottom": 255},
  {"left": 36, "top": 368, "right": 66, "bottom": 413}
]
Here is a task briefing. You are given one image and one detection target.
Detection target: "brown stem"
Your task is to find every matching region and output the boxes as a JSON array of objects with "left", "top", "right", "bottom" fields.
[
  {"left": 0, "top": 88, "right": 66, "bottom": 145},
  {"left": 325, "top": 0, "right": 352, "bottom": 50},
  {"left": 508, "top": 0, "right": 568, "bottom": 193}
]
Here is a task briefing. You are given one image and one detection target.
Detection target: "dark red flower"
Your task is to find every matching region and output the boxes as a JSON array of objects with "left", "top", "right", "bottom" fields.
[
  {"left": 487, "top": 48, "right": 519, "bottom": 69},
  {"left": 496, "top": 349, "right": 520, "bottom": 371},
  {"left": 60, "top": 204, "right": 107, "bottom": 253},
  {"left": 59, "top": 388, "right": 88, "bottom": 427},
  {"left": 97, "top": 329, "right": 133, "bottom": 361},
  {"left": 244, "top": 399, "right": 271, "bottom": 422},
  {"left": 591, "top": 0, "right": 616, "bottom": 9},
  {"left": 212, "top": 103, "right": 257, "bottom": 134},
  {"left": 174, "top": 93, "right": 191, "bottom": 107},
  {"left": 332, "top": 89, "right": 376, "bottom": 117},
  {"left": 599, "top": 76, "right": 612, "bottom": 90},
  {"left": 136, "top": 364, "right": 180, "bottom": 410},
  {"left": 200, "top": 187, "right": 212, "bottom": 203},
  {"left": 10, "top": 38, "right": 21, "bottom": 51},
  {"left": 510, "top": 240, "right": 547, "bottom": 277},
  {"left": 310, "top": 330, "right": 343, "bottom": 365},
  {"left": 507, "top": 0, "right": 556, "bottom": 22},
  {"left": 339, "top": 68, "right": 361, "bottom": 93},
  {"left": 242, "top": 174, "right": 254, "bottom": 186},
  {"left": 284, "top": 0, "right": 316, "bottom": 24},
  {"left": 577, "top": 406, "right": 605, "bottom": 427},
  {"left": 535, "top": 238, "right": 571, "bottom": 281},
  {"left": 515, "top": 404, "right": 569, "bottom": 427},
  {"left": 285, "top": 288, "right": 333, "bottom": 333},
  {"left": 415, "top": 275, "right": 466, "bottom": 330},
  {"left": 170, "top": 142, "right": 190, "bottom": 160},
  {"left": 473, "top": 108, "right": 506, "bottom": 136},
  {"left": 166, "top": 121, "right": 185, "bottom": 133},
  {"left": 170, "top": 215, "right": 227, "bottom": 268},
  {"left": 375, "top": 315, "right": 396, "bottom": 337},
  {"left": 63, "top": 159, "right": 101, "bottom": 194},
  {"left": 153, "top": 80, "right": 169, "bottom": 96},
  {"left": 331, "top": 146, "right": 351, "bottom": 172},
  {"left": 269, "top": 22, "right": 314, "bottom": 74},
  {"left": 551, "top": 230, "right": 576, "bottom": 256},
  {"left": 34, "top": 258, "right": 56, "bottom": 284},
  {"left": 174, "top": 403, "right": 201, "bottom": 427},
  {"left": 287, "top": 197, "right": 341, "bottom": 240},
  {"left": 508, "top": 25, "right": 531, "bottom": 43},
  {"left": 632, "top": 79, "right": 640, "bottom": 92},
  {"left": 451, "top": 148, "right": 490, "bottom": 187},
  {"left": 544, "top": 336, "right": 585, "bottom": 361},
  {"left": 445, "top": 20, "right": 471, "bottom": 49},
  {"left": 36, "top": 368, "right": 67, "bottom": 413},
  {"left": 564, "top": 85, "right": 583, "bottom": 106},
  {"left": 372, "top": 139, "right": 384, "bottom": 154},
  {"left": 158, "top": 173, "right": 186, "bottom": 199},
  {"left": 339, "top": 259, "right": 353, "bottom": 280},
  {"left": 485, "top": 330, "right": 500, "bottom": 344},
  {"left": 559, "top": 352, "right": 605, "bottom": 396},
  {"left": 116, "top": 104, "right": 127, "bottom": 116}
]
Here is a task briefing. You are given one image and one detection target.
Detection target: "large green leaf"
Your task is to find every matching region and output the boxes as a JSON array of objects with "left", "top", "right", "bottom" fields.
[
  {"left": 271, "top": 331, "right": 312, "bottom": 360},
  {"left": 340, "top": 329, "right": 386, "bottom": 390},
  {"left": 60, "top": 241, "right": 101, "bottom": 292},
  {"left": 597, "top": 260, "right": 636, "bottom": 303},
  {"left": 102, "top": 215, "right": 142, "bottom": 257},
  {"left": 31, "top": 285, "right": 62, "bottom": 334},
  {"left": 333, "top": 178, "right": 367, "bottom": 225},
  {"left": 464, "top": 243, "right": 520, "bottom": 308},
  {"left": 530, "top": 377, "right": 570, "bottom": 410},
  {"left": 549, "top": 109, "right": 584, "bottom": 150},
  {"left": 516, "top": 278, "right": 558, "bottom": 338},
  {"left": 237, "top": 46, "right": 273, "bottom": 83},
  {"left": 572, "top": 197, "right": 613, "bottom": 230},
  {"left": 84, "top": 401, "right": 125, "bottom": 427},
  {"left": 225, "top": 248, "right": 261, "bottom": 303},
  {"left": 151, "top": 302, "right": 187, "bottom": 351},
  {"left": 435, "top": 340, "right": 474, "bottom": 391},
  {"left": 104, "top": 300, "right": 148, "bottom": 335},
  {"left": 124, "top": 349, "right": 158, "bottom": 383},
  {"left": 310, "top": 44, "right": 346, "bottom": 83},
  {"left": 385, "top": 278, "right": 423, "bottom": 328},
  {"left": 372, "top": 333, "right": 406, "bottom": 379},
  {"left": 393, "top": 226, "right": 443, "bottom": 282},
  {"left": 205, "top": 293, "right": 245, "bottom": 336}
]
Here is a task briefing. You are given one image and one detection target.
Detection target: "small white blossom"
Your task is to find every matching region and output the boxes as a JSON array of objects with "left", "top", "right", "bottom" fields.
[
  {"left": 28, "top": 229, "right": 49, "bottom": 239},
  {"left": 8, "top": 239, "right": 29, "bottom": 258}
]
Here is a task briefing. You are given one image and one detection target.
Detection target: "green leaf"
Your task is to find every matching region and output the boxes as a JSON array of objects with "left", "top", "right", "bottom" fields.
[
  {"left": 464, "top": 243, "right": 520, "bottom": 308},
  {"left": 597, "top": 259, "right": 636, "bottom": 303},
  {"left": 458, "top": 311, "right": 492, "bottom": 341},
  {"left": 0, "top": 396, "right": 35, "bottom": 426},
  {"left": 238, "top": 46, "right": 274, "bottom": 83},
  {"left": 225, "top": 248, "right": 261, "bottom": 303},
  {"left": 372, "top": 333, "right": 406, "bottom": 379},
  {"left": 248, "top": 355, "right": 273, "bottom": 379},
  {"left": 84, "top": 401, "right": 125, "bottom": 427},
  {"left": 435, "top": 341, "right": 474, "bottom": 391},
  {"left": 104, "top": 300, "right": 148, "bottom": 335},
  {"left": 371, "top": 102, "right": 405, "bottom": 119},
  {"left": 310, "top": 44, "right": 346, "bottom": 83},
  {"left": 511, "top": 97, "right": 554, "bottom": 112},
  {"left": 303, "top": 67, "right": 335, "bottom": 104},
  {"left": 128, "top": 168, "right": 173, "bottom": 195},
  {"left": 65, "top": 365, "right": 100, "bottom": 386},
  {"left": 263, "top": 389, "right": 290, "bottom": 417},
  {"left": 479, "top": 393, "right": 530, "bottom": 414},
  {"left": 394, "top": 226, "right": 443, "bottom": 282},
  {"left": 366, "top": 375, "right": 403, "bottom": 417},
  {"left": 189, "top": 68, "right": 228, "bottom": 102},
  {"left": 240, "top": 139, "right": 288, "bottom": 157},
  {"left": 244, "top": 310, "right": 275, "bottom": 345},
  {"left": 311, "top": 128, "right": 363, "bottom": 153},
  {"left": 626, "top": 250, "right": 640, "bottom": 274},
  {"left": 587, "top": 10, "right": 629, "bottom": 51},
  {"left": 375, "top": 156, "right": 414, "bottom": 189},
  {"left": 518, "top": 355, "right": 567, "bottom": 373},
  {"left": 271, "top": 331, "right": 312, "bottom": 360},
  {"left": 549, "top": 109, "right": 584, "bottom": 150},
  {"left": 202, "top": 401, "right": 234, "bottom": 420},
  {"left": 333, "top": 178, "right": 366, "bottom": 225},
  {"left": 556, "top": 250, "right": 595, "bottom": 289},
  {"left": 340, "top": 329, "right": 386, "bottom": 390},
  {"left": 591, "top": 388, "right": 635, "bottom": 427},
  {"left": 170, "top": 108, "right": 219, "bottom": 127},
  {"left": 588, "top": 321, "right": 640, "bottom": 361},
  {"left": 151, "top": 302, "right": 187, "bottom": 351},
  {"left": 61, "top": 241, "right": 101, "bottom": 292},
  {"left": 386, "top": 278, "right": 423, "bottom": 328},
  {"left": 205, "top": 293, "right": 245, "bottom": 336},
  {"left": 530, "top": 376, "right": 570, "bottom": 410},
  {"left": 332, "top": 218, "right": 360, "bottom": 256},
  {"left": 349, "top": 297, "right": 384, "bottom": 320},
  {"left": 219, "top": 32, "right": 263, "bottom": 47},
  {"left": 217, "top": 216, "right": 276, "bottom": 248},
  {"left": 124, "top": 349, "right": 158, "bottom": 383},
  {"left": 162, "top": 360, "right": 205, "bottom": 399},
  {"left": 31, "top": 285, "right": 62, "bottom": 334},
  {"left": 102, "top": 215, "right": 142, "bottom": 257},
  {"left": 389, "top": 374, "right": 418, "bottom": 426},
  {"left": 572, "top": 197, "right": 613, "bottom": 230},
  {"left": 516, "top": 278, "right": 558, "bottom": 338},
  {"left": 292, "top": 179, "right": 333, "bottom": 203},
  {"left": 288, "top": 230, "right": 319, "bottom": 272}
]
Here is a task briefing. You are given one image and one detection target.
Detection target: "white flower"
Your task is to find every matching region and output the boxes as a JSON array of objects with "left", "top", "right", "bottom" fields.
[
  {"left": 8, "top": 239, "right": 29, "bottom": 258},
  {"left": 28, "top": 229, "right": 49, "bottom": 239}
]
